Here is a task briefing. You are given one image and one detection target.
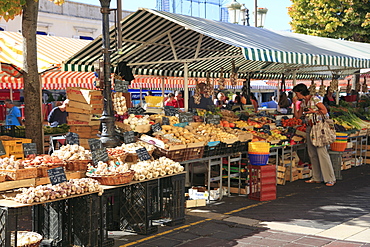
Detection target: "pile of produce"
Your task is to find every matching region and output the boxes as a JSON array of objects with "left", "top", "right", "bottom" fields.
[
  {"left": 131, "top": 157, "right": 184, "bottom": 181},
  {"left": 122, "top": 114, "right": 152, "bottom": 131},
  {"left": 120, "top": 141, "right": 155, "bottom": 154},
  {"left": 281, "top": 118, "right": 303, "bottom": 127},
  {"left": 22, "top": 155, "right": 64, "bottom": 168},
  {"left": 51, "top": 144, "right": 91, "bottom": 160},
  {"left": 87, "top": 161, "right": 131, "bottom": 176},
  {"left": 112, "top": 92, "right": 127, "bottom": 115},
  {"left": 8, "top": 178, "right": 103, "bottom": 204},
  {"left": 43, "top": 123, "right": 70, "bottom": 135},
  {"left": 11, "top": 231, "right": 42, "bottom": 247},
  {"left": 330, "top": 106, "right": 370, "bottom": 130}
]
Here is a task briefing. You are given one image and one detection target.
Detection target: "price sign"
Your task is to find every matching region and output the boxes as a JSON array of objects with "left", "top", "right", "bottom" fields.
[
  {"left": 136, "top": 147, "right": 152, "bottom": 161},
  {"left": 275, "top": 120, "right": 282, "bottom": 127},
  {"left": 164, "top": 106, "right": 178, "bottom": 116},
  {"left": 88, "top": 139, "right": 109, "bottom": 165},
  {"left": 47, "top": 166, "right": 67, "bottom": 185},
  {"left": 123, "top": 131, "right": 135, "bottom": 144},
  {"left": 178, "top": 112, "right": 193, "bottom": 123},
  {"left": 114, "top": 80, "right": 129, "bottom": 93},
  {"left": 65, "top": 132, "right": 79, "bottom": 145},
  {"left": 0, "top": 141, "right": 6, "bottom": 156},
  {"left": 128, "top": 106, "right": 145, "bottom": 115},
  {"left": 151, "top": 123, "right": 162, "bottom": 132},
  {"left": 206, "top": 115, "right": 221, "bottom": 125},
  {"left": 23, "top": 143, "right": 37, "bottom": 157},
  {"left": 162, "top": 117, "right": 170, "bottom": 125},
  {"left": 239, "top": 114, "right": 249, "bottom": 121}
]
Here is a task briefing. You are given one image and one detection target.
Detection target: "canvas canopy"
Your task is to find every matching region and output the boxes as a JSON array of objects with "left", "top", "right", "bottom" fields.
[{"left": 63, "top": 8, "right": 370, "bottom": 80}]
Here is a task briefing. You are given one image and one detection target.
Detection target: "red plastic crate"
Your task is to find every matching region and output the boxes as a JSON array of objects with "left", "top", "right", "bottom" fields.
[{"left": 248, "top": 165, "right": 276, "bottom": 201}]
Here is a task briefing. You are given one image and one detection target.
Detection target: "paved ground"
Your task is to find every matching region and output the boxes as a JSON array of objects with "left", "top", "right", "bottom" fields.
[{"left": 111, "top": 164, "right": 370, "bottom": 247}]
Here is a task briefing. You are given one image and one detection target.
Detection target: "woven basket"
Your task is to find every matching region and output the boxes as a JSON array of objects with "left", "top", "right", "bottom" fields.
[
  {"left": 0, "top": 167, "right": 37, "bottom": 181},
  {"left": 36, "top": 163, "right": 65, "bottom": 177},
  {"left": 88, "top": 170, "right": 135, "bottom": 185},
  {"left": 109, "top": 153, "right": 128, "bottom": 163},
  {"left": 65, "top": 160, "right": 92, "bottom": 171},
  {"left": 11, "top": 231, "right": 43, "bottom": 247}
]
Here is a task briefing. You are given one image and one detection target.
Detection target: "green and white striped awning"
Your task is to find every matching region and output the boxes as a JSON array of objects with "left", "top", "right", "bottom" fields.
[{"left": 63, "top": 8, "right": 370, "bottom": 80}]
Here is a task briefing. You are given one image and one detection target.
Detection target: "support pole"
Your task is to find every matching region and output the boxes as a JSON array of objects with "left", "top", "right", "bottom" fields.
[
  {"left": 184, "top": 62, "right": 189, "bottom": 112},
  {"left": 99, "top": 0, "right": 119, "bottom": 147}
]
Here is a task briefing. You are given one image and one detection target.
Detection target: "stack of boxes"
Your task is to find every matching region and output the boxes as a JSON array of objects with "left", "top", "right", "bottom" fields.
[
  {"left": 248, "top": 164, "right": 276, "bottom": 201},
  {"left": 66, "top": 87, "right": 102, "bottom": 149}
]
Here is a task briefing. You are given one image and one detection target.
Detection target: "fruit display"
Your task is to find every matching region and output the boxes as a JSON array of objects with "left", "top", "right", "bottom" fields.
[
  {"left": 281, "top": 117, "right": 303, "bottom": 127},
  {"left": 130, "top": 157, "right": 184, "bottom": 181},
  {"left": 51, "top": 144, "right": 91, "bottom": 160},
  {"left": 112, "top": 92, "right": 127, "bottom": 115},
  {"left": 8, "top": 178, "right": 103, "bottom": 204},
  {"left": 149, "top": 114, "right": 179, "bottom": 125}
]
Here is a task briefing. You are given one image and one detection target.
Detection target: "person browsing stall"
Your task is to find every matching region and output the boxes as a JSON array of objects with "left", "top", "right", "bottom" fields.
[
  {"left": 47, "top": 99, "right": 69, "bottom": 127},
  {"left": 292, "top": 84, "right": 336, "bottom": 187},
  {"left": 5, "top": 99, "right": 22, "bottom": 126}
]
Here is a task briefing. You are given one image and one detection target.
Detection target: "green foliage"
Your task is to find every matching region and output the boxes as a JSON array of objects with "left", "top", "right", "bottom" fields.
[
  {"left": 288, "top": 0, "right": 370, "bottom": 42},
  {"left": 0, "top": 0, "right": 64, "bottom": 21}
]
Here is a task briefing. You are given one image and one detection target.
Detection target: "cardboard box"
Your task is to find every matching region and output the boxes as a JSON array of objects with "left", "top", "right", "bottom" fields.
[
  {"left": 188, "top": 187, "right": 220, "bottom": 201},
  {"left": 186, "top": 199, "right": 207, "bottom": 208}
]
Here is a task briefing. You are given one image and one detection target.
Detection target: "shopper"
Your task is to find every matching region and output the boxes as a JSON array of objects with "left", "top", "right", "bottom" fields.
[
  {"left": 47, "top": 99, "right": 69, "bottom": 127},
  {"left": 292, "top": 84, "right": 336, "bottom": 186},
  {"left": 215, "top": 92, "right": 226, "bottom": 108},
  {"left": 323, "top": 87, "right": 336, "bottom": 107},
  {"left": 231, "top": 95, "right": 244, "bottom": 112},
  {"left": 278, "top": 92, "right": 291, "bottom": 114},
  {"left": 5, "top": 99, "right": 22, "bottom": 126},
  {"left": 165, "top": 93, "right": 179, "bottom": 107},
  {"left": 175, "top": 91, "right": 184, "bottom": 108},
  {"left": 250, "top": 94, "right": 259, "bottom": 113}
]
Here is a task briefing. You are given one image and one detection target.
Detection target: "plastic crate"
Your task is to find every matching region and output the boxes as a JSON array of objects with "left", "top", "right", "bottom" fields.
[
  {"left": 160, "top": 173, "right": 186, "bottom": 226},
  {"left": 220, "top": 142, "right": 234, "bottom": 155},
  {"left": 186, "top": 146, "right": 204, "bottom": 161},
  {"left": 248, "top": 154, "right": 270, "bottom": 166},
  {"left": 248, "top": 165, "right": 276, "bottom": 201},
  {"left": 153, "top": 147, "right": 188, "bottom": 162},
  {"left": 0, "top": 126, "right": 26, "bottom": 138},
  {"left": 203, "top": 142, "right": 222, "bottom": 158},
  {"left": 0, "top": 137, "right": 32, "bottom": 159},
  {"left": 120, "top": 180, "right": 159, "bottom": 235}
]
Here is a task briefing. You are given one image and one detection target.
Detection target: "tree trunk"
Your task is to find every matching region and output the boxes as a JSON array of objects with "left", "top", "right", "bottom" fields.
[{"left": 22, "top": 0, "right": 44, "bottom": 154}]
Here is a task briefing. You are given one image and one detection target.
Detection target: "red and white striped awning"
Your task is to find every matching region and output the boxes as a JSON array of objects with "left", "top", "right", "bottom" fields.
[{"left": 0, "top": 71, "right": 97, "bottom": 90}]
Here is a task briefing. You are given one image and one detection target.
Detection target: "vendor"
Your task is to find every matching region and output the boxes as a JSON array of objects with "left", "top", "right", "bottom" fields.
[
  {"left": 165, "top": 93, "right": 179, "bottom": 107},
  {"left": 47, "top": 99, "right": 69, "bottom": 127}
]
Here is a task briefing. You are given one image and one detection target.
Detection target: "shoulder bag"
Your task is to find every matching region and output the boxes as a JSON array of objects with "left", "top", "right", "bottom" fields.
[{"left": 310, "top": 113, "right": 336, "bottom": 147}]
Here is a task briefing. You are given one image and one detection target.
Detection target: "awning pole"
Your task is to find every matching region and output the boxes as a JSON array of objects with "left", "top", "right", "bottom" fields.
[
  {"left": 293, "top": 71, "right": 297, "bottom": 86},
  {"left": 184, "top": 62, "right": 189, "bottom": 112},
  {"left": 10, "top": 88, "right": 13, "bottom": 101},
  {"left": 162, "top": 77, "right": 165, "bottom": 97}
]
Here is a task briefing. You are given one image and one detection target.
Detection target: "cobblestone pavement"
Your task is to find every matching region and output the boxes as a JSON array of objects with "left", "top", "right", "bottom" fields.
[{"left": 112, "top": 164, "right": 370, "bottom": 247}]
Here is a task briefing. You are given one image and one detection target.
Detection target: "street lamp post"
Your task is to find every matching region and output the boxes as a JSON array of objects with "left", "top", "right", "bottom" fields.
[
  {"left": 226, "top": 0, "right": 242, "bottom": 24},
  {"left": 99, "top": 0, "right": 119, "bottom": 147}
]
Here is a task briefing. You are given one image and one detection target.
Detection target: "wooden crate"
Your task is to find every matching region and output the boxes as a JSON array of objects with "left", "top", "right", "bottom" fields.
[
  {"left": 68, "top": 112, "right": 92, "bottom": 122},
  {"left": 67, "top": 119, "right": 100, "bottom": 126},
  {"left": 0, "top": 167, "right": 37, "bottom": 181},
  {"left": 66, "top": 87, "right": 102, "bottom": 104},
  {"left": 0, "top": 138, "right": 32, "bottom": 159}
]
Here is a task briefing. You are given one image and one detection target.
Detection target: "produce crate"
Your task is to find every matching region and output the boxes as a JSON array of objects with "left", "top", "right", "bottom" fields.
[
  {"left": 0, "top": 167, "right": 37, "bottom": 181},
  {"left": 159, "top": 173, "right": 186, "bottom": 226},
  {"left": 248, "top": 165, "right": 276, "bottom": 201},
  {"left": 36, "top": 163, "right": 64, "bottom": 177},
  {"left": 203, "top": 142, "right": 222, "bottom": 158},
  {"left": 0, "top": 126, "right": 25, "bottom": 138},
  {"left": 120, "top": 180, "right": 159, "bottom": 235},
  {"left": 185, "top": 146, "right": 204, "bottom": 161},
  {"left": 220, "top": 142, "right": 234, "bottom": 155},
  {"left": 153, "top": 147, "right": 187, "bottom": 162},
  {"left": 88, "top": 171, "right": 135, "bottom": 185},
  {"left": 0, "top": 137, "right": 32, "bottom": 159},
  {"left": 65, "top": 160, "right": 92, "bottom": 171}
]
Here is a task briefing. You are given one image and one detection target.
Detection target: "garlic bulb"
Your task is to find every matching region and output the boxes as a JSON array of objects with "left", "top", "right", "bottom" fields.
[{"left": 52, "top": 144, "right": 92, "bottom": 160}]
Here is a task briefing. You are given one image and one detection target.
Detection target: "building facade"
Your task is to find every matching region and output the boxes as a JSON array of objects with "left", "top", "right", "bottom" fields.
[{"left": 0, "top": 0, "right": 132, "bottom": 40}]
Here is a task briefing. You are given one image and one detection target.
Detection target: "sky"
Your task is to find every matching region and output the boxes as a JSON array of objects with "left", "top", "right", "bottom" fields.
[{"left": 68, "top": 0, "right": 292, "bottom": 31}]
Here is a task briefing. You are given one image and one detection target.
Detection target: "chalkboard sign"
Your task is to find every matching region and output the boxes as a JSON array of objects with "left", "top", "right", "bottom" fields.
[
  {"left": 128, "top": 106, "right": 145, "bottom": 115},
  {"left": 114, "top": 80, "right": 129, "bottom": 93},
  {"left": 88, "top": 139, "right": 109, "bottom": 165},
  {"left": 65, "top": 132, "right": 79, "bottom": 145},
  {"left": 136, "top": 147, "right": 152, "bottom": 161},
  {"left": 123, "top": 131, "right": 135, "bottom": 144},
  {"left": 239, "top": 114, "right": 249, "bottom": 121},
  {"left": 23, "top": 143, "right": 37, "bottom": 157},
  {"left": 47, "top": 166, "right": 67, "bottom": 185},
  {"left": 151, "top": 123, "right": 162, "bottom": 132},
  {"left": 206, "top": 115, "right": 221, "bottom": 125},
  {"left": 0, "top": 141, "right": 6, "bottom": 156},
  {"left": 164, "top": 106, "right": 178, "bottom": 116},
  {"left": 275, "top": 120, "right": 282, "bottom": 127},
  {"left": 178, "top": 112, "right": 193, "bottom": 123},
  {"left": 162, "top": 117, "right": 170, "bottom": 125}
]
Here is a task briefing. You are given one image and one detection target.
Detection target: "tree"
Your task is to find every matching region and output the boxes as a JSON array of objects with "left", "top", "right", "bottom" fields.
[
  {"left": 0, "top": 0, "right": 65, "bottom": 154},
  {"left": 288, "top": 0, "right": 370, "bottom": 43}
]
